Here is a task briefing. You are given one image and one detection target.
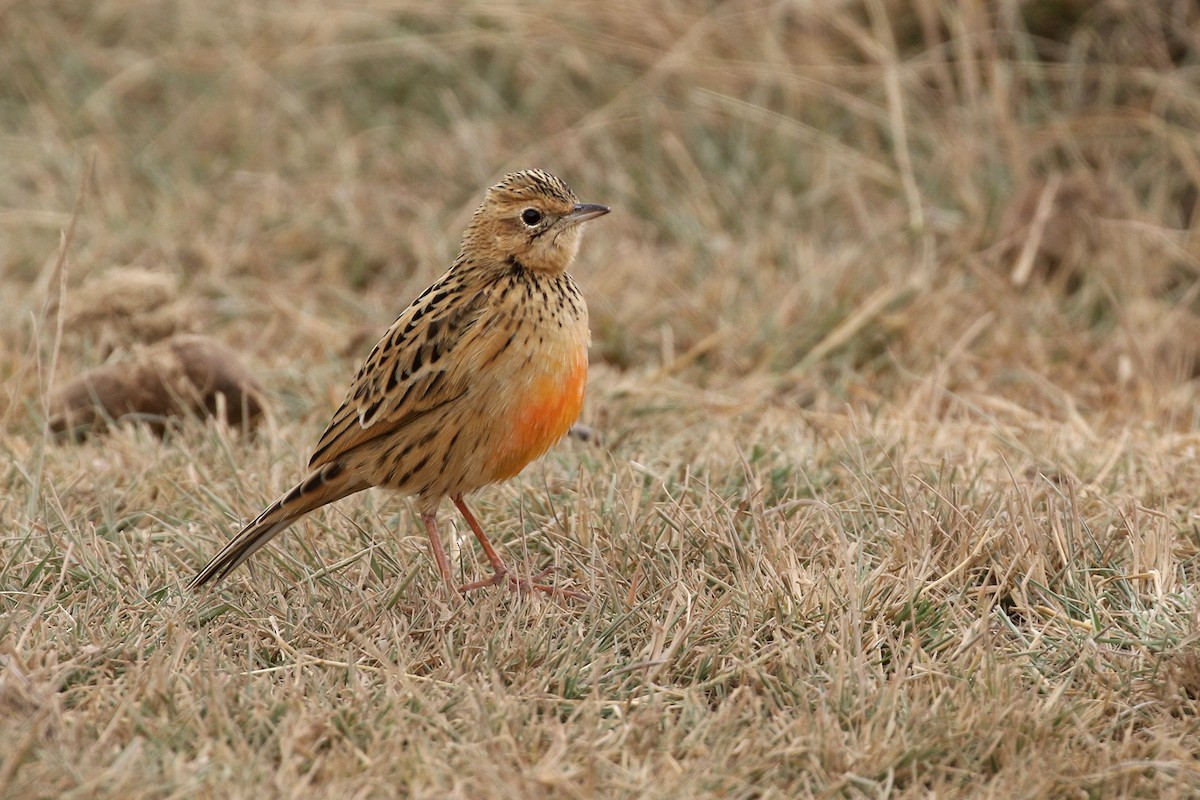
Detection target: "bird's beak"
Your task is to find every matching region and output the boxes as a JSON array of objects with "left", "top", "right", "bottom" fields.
[{"left": 562, "top": 203, "right": 611, "bottom": 226}]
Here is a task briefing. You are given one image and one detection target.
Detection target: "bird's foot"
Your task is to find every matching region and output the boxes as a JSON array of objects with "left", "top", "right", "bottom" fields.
[{"left": 458, "top": 565, "right": 589, "bottom": 600}]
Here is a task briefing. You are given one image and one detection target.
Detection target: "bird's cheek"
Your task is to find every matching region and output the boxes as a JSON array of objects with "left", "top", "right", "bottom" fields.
[{"left": 552, "top": 230, "right": 581, "bottom": 264}]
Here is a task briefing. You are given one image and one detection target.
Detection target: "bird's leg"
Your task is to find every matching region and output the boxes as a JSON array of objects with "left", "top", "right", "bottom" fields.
[
  {"left": 452, "top": 495, "right": 587, "bottom": 599},
  {"left": 421, "top": 511, "right": 456, "bottom": 596},
  {"left": 452, "top": 495, "right": 510, "bottom": 589}
]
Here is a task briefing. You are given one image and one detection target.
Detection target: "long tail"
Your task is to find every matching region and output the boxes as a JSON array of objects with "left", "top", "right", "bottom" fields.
[{"left": 189, "top": 461, "right": 366, "bottom": 589}]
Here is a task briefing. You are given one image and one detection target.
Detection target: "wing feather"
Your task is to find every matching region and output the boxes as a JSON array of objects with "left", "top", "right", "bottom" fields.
[{"left": 308, "top": 269, "right": 490, "bottom": 469}]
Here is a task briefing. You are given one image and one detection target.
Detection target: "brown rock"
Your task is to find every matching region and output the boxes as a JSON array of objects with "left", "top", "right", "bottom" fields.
[{"left": 49, "top": 334, "right": 266, "bottom": 439}]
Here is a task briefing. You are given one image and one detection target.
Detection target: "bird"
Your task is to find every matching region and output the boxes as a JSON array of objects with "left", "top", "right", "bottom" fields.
[{"left": 188, "top": 169, "right": 609, "bottom": 597}]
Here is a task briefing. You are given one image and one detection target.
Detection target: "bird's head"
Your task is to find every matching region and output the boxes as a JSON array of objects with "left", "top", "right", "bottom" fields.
[{"left": 463, "top": 169, "right": 610, "bottom": 274}]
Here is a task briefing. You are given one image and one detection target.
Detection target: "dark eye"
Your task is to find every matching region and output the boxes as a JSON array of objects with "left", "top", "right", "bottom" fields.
[{"left": 520, "top": 208, "right": 543, "bottom": 227}]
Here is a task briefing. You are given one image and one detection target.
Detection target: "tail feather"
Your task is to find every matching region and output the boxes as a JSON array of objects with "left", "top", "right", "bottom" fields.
[{"left": 189, "top": 461, "right": 365, "bottom": 589}]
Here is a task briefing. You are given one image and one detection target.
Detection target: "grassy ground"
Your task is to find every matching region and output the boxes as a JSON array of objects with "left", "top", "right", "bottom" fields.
[{"left": 5, "top": 0, "right": 1200, "bottom": 796}]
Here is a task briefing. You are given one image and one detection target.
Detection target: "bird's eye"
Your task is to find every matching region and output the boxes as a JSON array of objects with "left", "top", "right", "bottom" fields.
[{"left": 520, "top": 208, "right": 543, "bottom": 227}]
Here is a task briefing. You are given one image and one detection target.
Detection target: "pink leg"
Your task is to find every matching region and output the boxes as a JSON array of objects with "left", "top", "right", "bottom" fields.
[
  {"left": 421, "top": 511, "right": 455, "bottom": 595},
  {"left": 452, "top": 495, "right": 587, "bottom": 600}
]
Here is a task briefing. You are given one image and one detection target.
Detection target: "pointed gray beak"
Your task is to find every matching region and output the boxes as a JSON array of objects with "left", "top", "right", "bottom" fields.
[{"left": 563, "top": 203, "right": 610, "bottom": 225}]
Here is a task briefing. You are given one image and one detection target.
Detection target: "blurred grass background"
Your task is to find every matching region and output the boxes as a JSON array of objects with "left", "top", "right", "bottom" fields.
[{"left": 5, "top": 1, "right": 1200, "bottom": 797}]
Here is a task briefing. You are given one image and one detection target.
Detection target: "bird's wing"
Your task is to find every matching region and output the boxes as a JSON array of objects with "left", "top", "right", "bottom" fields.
[{"left": 307, "top": 270, "right": 501, "bottom": 469}]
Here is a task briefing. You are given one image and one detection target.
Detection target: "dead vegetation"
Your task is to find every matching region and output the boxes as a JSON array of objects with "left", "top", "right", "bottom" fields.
[{"left": 4, "top": 1, "right": 1200, "bottom": 797}]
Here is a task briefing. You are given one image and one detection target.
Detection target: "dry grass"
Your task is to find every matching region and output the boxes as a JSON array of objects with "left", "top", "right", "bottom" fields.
[{"left": 5, "top": 1, "right": 1200, "bottom": 796}]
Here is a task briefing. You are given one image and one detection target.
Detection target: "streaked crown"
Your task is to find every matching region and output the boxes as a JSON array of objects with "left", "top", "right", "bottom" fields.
[{"left": 489, "top": 169, "right": 579, "bottom": 206}]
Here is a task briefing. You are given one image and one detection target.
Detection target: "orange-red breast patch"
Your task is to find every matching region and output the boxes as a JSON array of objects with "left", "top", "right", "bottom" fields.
[{"left": 487, "top": 350, "right": 587, "bottom": 482}]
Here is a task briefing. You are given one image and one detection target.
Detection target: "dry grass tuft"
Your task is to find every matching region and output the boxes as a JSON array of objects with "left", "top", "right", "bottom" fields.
[
  {"left": 5, "top": 1, "right": 1200, "bottom": 797},
  {"left": 59, "top": 266, "right": 203, "bottom": 353}
]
